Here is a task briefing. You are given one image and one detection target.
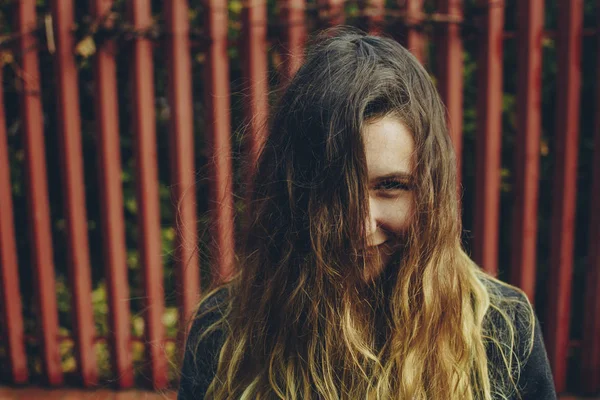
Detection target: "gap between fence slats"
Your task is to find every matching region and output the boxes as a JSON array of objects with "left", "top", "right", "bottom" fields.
[
  {"left": 580, "top": 1, "right": 600, "bottom": 392},
  {"left": 319, "top": 0, "right": 345, "bottom": 28},
  {"left": 400, "top": 0, "right": 427, "bottom": 65},
  {"left": 0, "top": 63, "right": 28, "bottom": 385}
]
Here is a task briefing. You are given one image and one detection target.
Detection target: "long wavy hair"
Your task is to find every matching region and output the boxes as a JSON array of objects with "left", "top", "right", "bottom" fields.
[{"left": 191, "top": 28, "right": 535, "bottom": 399}]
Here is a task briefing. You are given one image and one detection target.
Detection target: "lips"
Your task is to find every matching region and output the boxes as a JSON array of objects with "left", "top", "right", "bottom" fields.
[{"left": 374, "top": 241, "right": 388, "bottom": 247}]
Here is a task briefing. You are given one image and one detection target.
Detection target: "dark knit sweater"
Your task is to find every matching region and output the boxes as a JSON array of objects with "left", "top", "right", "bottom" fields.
[{"left": 178, "top": 281, "right": 557, "bottom": 400}]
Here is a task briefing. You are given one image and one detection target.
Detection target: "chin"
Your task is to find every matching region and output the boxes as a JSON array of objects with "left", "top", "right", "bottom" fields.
[
  {"left": 363, "top": 264, "right": 384, "bottom": 283},
  {"left": 363, "top": 244, "right": 402, "bottom": 282},
  {"left": 362, "top": 253, "right": 390, "bottom": 282}
]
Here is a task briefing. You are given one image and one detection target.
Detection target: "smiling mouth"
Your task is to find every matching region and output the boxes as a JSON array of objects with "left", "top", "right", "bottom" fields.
[{"left": 373, "top": 239, "right": 388, "bottom": 247}]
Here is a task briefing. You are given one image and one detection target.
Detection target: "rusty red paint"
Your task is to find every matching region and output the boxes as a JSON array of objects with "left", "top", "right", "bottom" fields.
[
  {"left": 1, "top": 0, "right": 596, "bottom": 395},
  {"left": 15, "top": 0, "right": 63, "bottom": 386},
  {"left": 205, "top": 0, "right": 237, "bottom": 283},
  {"left": 127, "top": 0, "right": 168, "bottom": 390},
  {"left": 400, "top": 0, "right": 427, "bottom": 65},
  {"left": 0, "top": 65, "right": 28, "bottom": 385},
  {"left": 164, "top": 0, "right": 201, "bottom": 328},
  {"left": 242, "top": 0, "right": 269, "bottom": 186},
  {"left": 546, "top": 0, "right": 583, "bottom": 393},
  {"left": 472, "top": 0, "right": 505, "bottom": 276},
  {"left": 90, "top": 0, "right": 134, "bottom": 388},
  {"left": 50, "top": 0, "right": 98, "bottom": 387},
  {"left": 434, "top": 0, "right": 464, "bottom": 184},
  {"left": 510, "top": 0, "right": 544, "bottom": 302},
  {"left": 581, "top": 2, "right": 600, "bottom": 392},
  {"left": 280, "top": 0, "right": 306, "bottom": 81},
  {"left": 0, "top": 388, "right": 177, "bottom": 400}
]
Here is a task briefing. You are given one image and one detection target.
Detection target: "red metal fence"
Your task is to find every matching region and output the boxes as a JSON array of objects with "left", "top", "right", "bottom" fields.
[{"left": 0, "top": 0, "right": 599, "bottom": 396}]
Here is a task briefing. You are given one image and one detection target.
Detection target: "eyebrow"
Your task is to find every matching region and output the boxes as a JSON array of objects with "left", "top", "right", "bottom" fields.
[{"left": 370, "top": 171, "right": 413, "bottom": 182}]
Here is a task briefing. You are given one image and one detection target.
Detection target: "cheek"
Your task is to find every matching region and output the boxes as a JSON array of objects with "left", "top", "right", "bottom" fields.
[{"left": 383, "top": 195, "right": 414, "bottom": 233}]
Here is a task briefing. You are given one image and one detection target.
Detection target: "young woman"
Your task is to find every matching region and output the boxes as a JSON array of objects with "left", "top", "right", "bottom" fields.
[{"left": 178, "top": 28, "right": 556, "bottom": 400}]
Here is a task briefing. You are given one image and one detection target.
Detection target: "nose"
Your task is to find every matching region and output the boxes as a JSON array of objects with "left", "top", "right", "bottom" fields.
[{"left": 365, "top": 196, "right": 385, "bottom": 246}]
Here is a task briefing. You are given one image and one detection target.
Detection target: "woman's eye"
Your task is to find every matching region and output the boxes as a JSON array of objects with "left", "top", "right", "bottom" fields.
[{"left": 375, "top": 179, "right": 412, "bottom": 191}]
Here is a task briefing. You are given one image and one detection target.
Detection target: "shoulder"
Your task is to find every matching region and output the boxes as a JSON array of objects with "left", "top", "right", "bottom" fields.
[
  {"left": 178, "top": 287, "right": 230, "bottom": 400},
  {"left": 478, "top": 275, "right": 557, "bottom": 399},
  {"left": 196, "top": 287, "right": 230, "bottom": 322},
  {"left": 479, "top": 275, "right": 534, "bottom": 331},
  {"left": 479, "top": 276, "right": 536, "bottom": 356},
  {"left": 186, "top": 287, "right": 230, "bottom": 354},
  {"left": 479, "top": 274, "right": 528, "bottom": 302}
]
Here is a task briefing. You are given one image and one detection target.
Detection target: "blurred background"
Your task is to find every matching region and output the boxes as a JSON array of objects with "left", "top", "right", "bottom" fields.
[{"left": 0, "top": 0, "right": 598, "bottom": 398}]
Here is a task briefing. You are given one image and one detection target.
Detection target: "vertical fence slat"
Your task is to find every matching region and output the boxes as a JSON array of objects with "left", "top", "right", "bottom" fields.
[
  {"left": 546, "top": 0, "right": 583, "bottom": 393},
  {"left": 242, "top": 0, "right": 269, "bottom": 183},
  {"left": 399, "top": 0, "right": 426, "bottom": 65},
  {"left": 435, "top": 0, "right": 464, "bottom": 183},
  {"left": 164, "top": 0, "right": 200, "bottom": 326},
  {"left": 90, "top": 0, "right": 134, "bottom": 388},
  {"left": 205, "top": 0, "right": 236, "bottom": 282},
  {"left": 0, "top": 65, "right": 28, "bottom": 385},
  {"left": 49, "top": 0, "right": 98, "bottom": 386},
  {"left": 472, "top": 0, "right": 505, "bottom": 276},
  {"left": 280, "top": 0, "right": 306, "bottom": 81},
  {"left": 127, "top": 0, "right": 168, "bottom": 389},
  {"left": 581, "top": 1, "right": 600, "bottom": 391},
  {"left": 15, "top": 0, "right": 63, "bottom": 386},
  {"left": 510, "top": 0, "right": 544, "bottom": 301}
]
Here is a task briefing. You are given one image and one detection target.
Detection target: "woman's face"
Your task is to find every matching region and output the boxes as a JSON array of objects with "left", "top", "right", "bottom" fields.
[{"left": 362, "top": 115, "right": 415, "bottom": 280}]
